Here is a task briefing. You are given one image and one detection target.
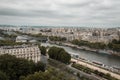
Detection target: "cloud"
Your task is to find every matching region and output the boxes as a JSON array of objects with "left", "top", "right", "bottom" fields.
[{"left": 0, "top": 0, "right": 120, "bottom": 27}]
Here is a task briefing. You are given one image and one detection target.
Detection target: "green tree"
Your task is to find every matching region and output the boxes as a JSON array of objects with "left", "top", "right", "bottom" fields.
[
  {"left": 49, "top": 36, "right": 66, "bottom": 41},
  {"left": 0, "top": 54, "right": 46, "bottom": 80},
  {"left": 0, "top": 71, "right": 8, "bottom": 80},
  {"left": 48, "top": 46, "right": 71, "bottom": 64},
  {"left": 0, "top": 54, "right": 35, "bottom": 80},
  {"left": 40, "top": 46, "right": 46, "bottom": 55},
  {"left": 112, "top": 39, "right": 119, "bottom": 44},
  {"left": 35, "top": 61, "right": 46, "bottom": 72},
  {"left": 21, "top": 67, "right": 75, "bottom": 80}
]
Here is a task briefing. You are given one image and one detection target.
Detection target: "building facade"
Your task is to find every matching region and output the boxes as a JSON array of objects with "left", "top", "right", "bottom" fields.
[{"left": 0, "top": 45, "right": 41, "bottom": 63}]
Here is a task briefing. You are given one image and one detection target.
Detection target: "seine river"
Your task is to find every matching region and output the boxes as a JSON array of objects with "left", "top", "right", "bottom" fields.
[{"left": 41, "top": 43, "right": 120, "bottom": 68}]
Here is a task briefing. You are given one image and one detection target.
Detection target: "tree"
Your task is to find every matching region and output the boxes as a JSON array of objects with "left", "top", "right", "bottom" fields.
[
  {"left": 0, "top": 54, "right": 35, "bottom": 80},
  {"left": 49, "top": 36, "right": 66, "bottom": 41},
  {"left": 71, "top": 39, "right": 107, "bottom": 49},
  {"left": 21, "top": 67, "right": 76, "bottom": 80},
  {"left": 59, "top": 51, "right": 71, "bottom": 64},
  {"left": 112, "top": 39, "right": 119, "bottom": 44},
  {"left": 0, "top": 54, "right": 46, "bottom": 80},
  {"left": 40, "top": 46, "right": 46, "bottom": 55},
  {"left": 48, "top": 46, "right": 71, "bottom": 64},
  {"left": 35, "top": 61, "right": 46, "bottom": 72},
  {"left": 0, "top": 71, "right": 8, "bottom": 80}
]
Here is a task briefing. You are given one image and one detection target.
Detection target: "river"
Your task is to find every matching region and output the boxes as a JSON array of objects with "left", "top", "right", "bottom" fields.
[{"left": 41, "top": 43, "right": 120, "bottom": 68}]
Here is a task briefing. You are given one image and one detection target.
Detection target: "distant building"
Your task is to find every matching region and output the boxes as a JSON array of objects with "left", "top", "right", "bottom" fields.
[
  {"left": 16, "top": 35, "right": 29, "bottom": 42},
  {"left": 16, "top": 35, "right": 48, "bottom": 43},
  {"left": 0, "top": 45, "right": 41, "bottom": 63},
  {"left": 29, "top": 40, "right": 37, "bottom": 43},
  {"left": 0, "top": 37, "right": 4, "bottom": 40}
]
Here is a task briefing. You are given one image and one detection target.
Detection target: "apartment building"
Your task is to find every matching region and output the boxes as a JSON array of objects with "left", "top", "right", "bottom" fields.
[{"left": 0, "top": 45, "right": 41, "bottom": 63}]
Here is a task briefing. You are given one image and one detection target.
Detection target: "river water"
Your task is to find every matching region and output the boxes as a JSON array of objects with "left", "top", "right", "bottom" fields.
[{"left": 41, "top": 43, "right": 120, "bottom": 68}]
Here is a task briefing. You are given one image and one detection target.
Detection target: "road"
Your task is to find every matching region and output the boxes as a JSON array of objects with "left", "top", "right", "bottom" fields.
[
  {"left": 67, "top": 63, "right": 106, "bottom": 80},
  {"left": 71, "top": 58, "right": 120, "bottom": 80},
  {"left": 40, "top": 55, "right": 115, "bottom": 80}
]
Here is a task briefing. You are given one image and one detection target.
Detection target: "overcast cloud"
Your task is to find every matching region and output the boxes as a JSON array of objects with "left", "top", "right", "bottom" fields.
[{"left": 0, "top": 0, "right": 120, "bottom": 27}]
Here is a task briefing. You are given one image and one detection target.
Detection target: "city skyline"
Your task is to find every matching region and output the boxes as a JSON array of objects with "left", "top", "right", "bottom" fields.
[{"left": 0, "top": 0, "right": 120, "bottom": 27}]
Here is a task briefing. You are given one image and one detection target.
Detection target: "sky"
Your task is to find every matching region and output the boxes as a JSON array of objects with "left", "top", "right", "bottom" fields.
[{"left": 0, "top": 0, "right": 120, "bottom": 27}]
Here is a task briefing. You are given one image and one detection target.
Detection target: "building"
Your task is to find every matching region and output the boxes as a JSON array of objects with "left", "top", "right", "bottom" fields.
[
  {"left": 0, "top": 37, "right": 4, "bottom": 40},
  {"left": 0, "top": 44, "right": 41, "bottom": 63},
  {"left": 16, "top": 35, "right": 30, "bottom": 42}
]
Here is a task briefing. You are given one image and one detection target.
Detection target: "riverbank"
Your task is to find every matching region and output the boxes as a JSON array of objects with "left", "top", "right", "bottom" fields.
[
  {"left": 49, "top": 41, "right": 120, "bottom": 57},
  {"left": 41, "top": 42, "right": 120, "bottom": 71},
  {"left": 71, "top": 58, "right": 120, "bottom": 80}
]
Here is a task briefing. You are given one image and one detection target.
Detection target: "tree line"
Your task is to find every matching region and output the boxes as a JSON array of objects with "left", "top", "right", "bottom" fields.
[
  {"left": 71, "top": 39, "right": 120, "bottom": 52},
  {"left": 0, "top": 40, "right": 32, "bottom": 46},
  {"left": 108, "top": 39, "right": 120, "bottom": 52},
  {"left": 49, "top": 36, "right": 67, "bottom": 41}
]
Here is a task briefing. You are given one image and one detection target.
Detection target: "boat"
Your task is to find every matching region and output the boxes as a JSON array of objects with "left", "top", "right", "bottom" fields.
[
  {"left": 113, "top": 66, "right": 120, "bottom": 71},
  {"left": 92, "top": 61, "right": 103, "bottom": 66},
  {"left": 97, "top": 50, "right": 110, "bottom": 55},
  {"left": 79, "top": 57, "right": 86, "bottom": 61}
]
